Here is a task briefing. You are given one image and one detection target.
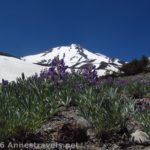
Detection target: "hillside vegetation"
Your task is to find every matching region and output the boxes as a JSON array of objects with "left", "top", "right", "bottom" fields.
[
  {"left": 120, "top": 56, "right": 150, "bottom": 75},
  {"left": 0, "top": 57, "right": 150, "bottom": 149}
]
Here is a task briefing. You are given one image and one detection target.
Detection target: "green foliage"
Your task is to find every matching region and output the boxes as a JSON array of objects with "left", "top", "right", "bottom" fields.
[
  {"left": 120, "top": 56, "right": 150, "bottom": 75},
  {"left": 142, "top": 112, "right": 150, "bottom": 135},
  {"left": 135, "top": 108, "right": 150, "bottom": 135},
  {"left": 124, "top": 81, "right": 149, "bottom": 98},
  {"left": 78, "top": 86, "right": 135, "bottom": 136},
  {"left": 0, "top": 77, "right": 59, "bottom": 140},
  {"left": 0, "top": 67, "right": 150, "bottom": 141},
  {"left": 0, "top": 72, "right": 87, "bottom": 141}
]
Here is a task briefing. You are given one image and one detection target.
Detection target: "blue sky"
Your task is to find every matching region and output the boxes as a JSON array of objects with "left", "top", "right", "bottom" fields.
[{"left": 0, "top": 0, "right": 150, "bottom": 61}]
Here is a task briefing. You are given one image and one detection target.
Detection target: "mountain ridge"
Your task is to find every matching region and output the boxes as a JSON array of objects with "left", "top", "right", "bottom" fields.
[
  {"left": 0, "top": 51, "right": 19, "bottom": 59},
  {"left": 0, "top": 44, "right": 126, "bottom": 81},
  {"left": 22, "top": 44, "right": 124, "bottom": 76}
]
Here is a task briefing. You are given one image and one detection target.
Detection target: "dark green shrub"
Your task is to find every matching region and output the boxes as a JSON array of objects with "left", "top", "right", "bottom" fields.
[{"left": 120, "top": 56, "right": 150, "bottom": 75}]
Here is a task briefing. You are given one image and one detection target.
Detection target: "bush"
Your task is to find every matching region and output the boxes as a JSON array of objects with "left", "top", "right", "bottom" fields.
[
  {"left": 77, "top": 86, "right": 135, "bottom": 137},
  {"left": 120, "top": 56, "right": 150, "bottom": 75}
]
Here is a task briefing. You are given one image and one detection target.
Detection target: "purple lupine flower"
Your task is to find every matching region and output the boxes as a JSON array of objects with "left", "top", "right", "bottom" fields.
[
  {"left": 2, "top": 79, "right": 9, "bottom": 87},
  {"left": 50, "top": 57, "right": 59, "bottom": 66},
  {"left": 74, "top": 82, "right": 85, "bottom": 92},
  {"left": 60, "top": 59, "right": 65, "bottom": 65},
  {"left": 107, "top": 76, "right": 113, "bottom": 83},
  {"left": 40, "top": 69, "right": 48, "bottom": 78},
  {"left": 82, "top": 64, "right": 98, "bottom": 84},
  {"left": 52, "top": 57, "right": 68, "bottom": 77},
  {"left": 144, "top": 81, "right": 150, "bottom": 87},
  {"left": 47, "top": 67, "right": 55, "bottom": 76},
  {"left": 40, "top": 57, "right": 68, "bottom": 82},
  {"left": 113, "top": 79, "right": 129, "bottom": 87}
]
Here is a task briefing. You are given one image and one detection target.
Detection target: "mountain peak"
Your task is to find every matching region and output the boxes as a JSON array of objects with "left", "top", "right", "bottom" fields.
[
  {"left": 22, "top": 44, "right": 123, "bottom": 76},
  {"left": 70, "top": 43, "right": 81, "bottom": 49}
]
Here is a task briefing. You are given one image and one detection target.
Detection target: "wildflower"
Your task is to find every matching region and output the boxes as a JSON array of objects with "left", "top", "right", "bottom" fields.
[
  {"left": 40, "top": 69, "right": 48, "bottom": 78},
  {"left": 74, "top": 82, "right": 85, "bottom": 92},
  {"left": 82, "top": 64, "right": 98, "bottom": 84},
  {"left": 2, "top": 79, "right": 9, "bottom": 87},
  {"left": 40, "top": 57, "right": 68, "bottom": 82}
]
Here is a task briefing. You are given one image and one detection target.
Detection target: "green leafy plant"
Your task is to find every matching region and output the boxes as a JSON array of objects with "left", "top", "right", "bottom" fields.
[
  {"left": 0, "top": 77, "right": 59, "bottom": 140},
  {"left": 78, "top": 87, "right": 135, "bottom": 136},
  {"left": 124, "top": 81, "right": 149, "bottom": 98}
]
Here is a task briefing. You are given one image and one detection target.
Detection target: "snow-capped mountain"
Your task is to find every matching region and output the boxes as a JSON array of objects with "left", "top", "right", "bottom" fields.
[
  {"left": 0, "top": 44, "right": 124, "bottom": 81},
  {"left": 0, "top": 55, "right": 45, "bottom": 81},
  {"left": 22, "top": 44, "right": 124, "bottom": 76}
]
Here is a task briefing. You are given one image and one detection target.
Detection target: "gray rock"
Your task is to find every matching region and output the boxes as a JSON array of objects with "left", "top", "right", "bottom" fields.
[
  {"left": 130, "top": 130, "right": 150, "bottom": 144},
  {"left": 76, "top": 116, "right": 91, "bottom": 129}
]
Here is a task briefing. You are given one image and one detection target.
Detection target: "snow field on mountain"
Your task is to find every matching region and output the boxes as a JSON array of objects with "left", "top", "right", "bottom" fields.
[{"left": 0, "top": 56, "right": 45, "bottom": 81}]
